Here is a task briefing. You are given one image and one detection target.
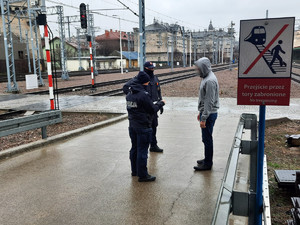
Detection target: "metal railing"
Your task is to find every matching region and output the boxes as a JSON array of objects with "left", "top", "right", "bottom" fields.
[
  {"left": 0, "top": 110, "right": 62, "bottom": 139},
  {"left": 211, "top": 113, "right": 271, "bottom": 225}
]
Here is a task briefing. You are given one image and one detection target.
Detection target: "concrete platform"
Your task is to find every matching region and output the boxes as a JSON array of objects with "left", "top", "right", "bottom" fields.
[
  {"left": 1, "top": 94, "right": 299, "bottom": 119},
  {"left": 0, "top": 95, "right": 299, "bottom": 224}
]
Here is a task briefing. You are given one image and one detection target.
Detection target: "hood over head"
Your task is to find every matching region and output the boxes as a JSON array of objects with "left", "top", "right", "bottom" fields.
[
  {"left": 136, "top": 71, "right": 150, "bottom": 84},
  {"left": 194, "top": 57, "right": 212, "bottom": 78},
  {"left": 128, "top": 72, "right": 150, "bottom": 93}
]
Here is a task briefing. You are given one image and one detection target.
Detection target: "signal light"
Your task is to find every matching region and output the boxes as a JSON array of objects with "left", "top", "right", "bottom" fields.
[
  {"left": 79, "top": 3, "right": 87, "bottom": 29},
  {"left": 36, "top": 14, "right": 47, "bottom": 25}
]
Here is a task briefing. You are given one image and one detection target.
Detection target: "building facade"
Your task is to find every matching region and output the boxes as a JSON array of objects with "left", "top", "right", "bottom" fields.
[
  {"left": 133, "top": 19, "right": 236, "bottom": 67},
  {"left": 133, "top": 20, "right": 183, "bottom": 66},
  {"left": 95, "top": 29, "right": 134, "bottom": 56},
  {"left": 41, "top": 37, "right": 89, "bottom": 70},
  {"left": 0, "top": 2, "right": 43, "bottom": 74}
]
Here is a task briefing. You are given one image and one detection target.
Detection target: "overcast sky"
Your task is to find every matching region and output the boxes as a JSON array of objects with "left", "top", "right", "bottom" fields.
[{"left": 45, "top": 0, "right": 300, "bottom": 39}]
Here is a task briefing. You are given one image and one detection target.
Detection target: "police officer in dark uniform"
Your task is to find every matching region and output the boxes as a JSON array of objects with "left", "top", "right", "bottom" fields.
[
  {"left": 123, "top": 61, "right": 164, "bottom": 153},
  {"left": 126, "top": 71, "right": 165, "bottom": 182}
]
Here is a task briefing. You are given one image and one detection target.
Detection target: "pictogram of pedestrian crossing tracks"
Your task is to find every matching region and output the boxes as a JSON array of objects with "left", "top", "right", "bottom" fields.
[
  {"left": 254, "top": 44, "right": 286, "bottom": 74},
  {"left": 23, "top": 64, "right": 235, "bottom": 97}
]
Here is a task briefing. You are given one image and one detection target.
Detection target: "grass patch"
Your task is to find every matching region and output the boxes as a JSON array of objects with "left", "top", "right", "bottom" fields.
[{"left": 265, "top": 120, "right": 300, "bottom": 224}]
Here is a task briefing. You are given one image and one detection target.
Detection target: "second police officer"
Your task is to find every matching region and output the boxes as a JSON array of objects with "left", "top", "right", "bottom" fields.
[{"left": 123, "top": 61, "right": 164, "bottom": 153}]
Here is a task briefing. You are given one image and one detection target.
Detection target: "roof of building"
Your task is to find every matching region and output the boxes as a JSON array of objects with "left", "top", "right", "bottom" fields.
[
  {"left": 95, "top": 29, "right": 129, "bottom": 41},
  {"left": 110, "top": 50, "right": 138, "bottom": 60},
  {"left": 146, "top": 21, "right": 168, "bottom": 31},
  {"left": 145, "top": 19, "right": 180, "bottom": 32},
  {"left": 192, "top": 28, "right": 230, "bottom": 38},
  {"left": 122, "top": 51, "right": 138, "bottom": 60},
  {"left": 208, "top": 20, "right": 214, "bottom": 31}
]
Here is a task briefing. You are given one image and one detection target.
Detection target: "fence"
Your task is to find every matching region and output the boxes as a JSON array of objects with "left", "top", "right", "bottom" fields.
[{"left": 0, "top": 110, "right": 62, "bottom": 139}]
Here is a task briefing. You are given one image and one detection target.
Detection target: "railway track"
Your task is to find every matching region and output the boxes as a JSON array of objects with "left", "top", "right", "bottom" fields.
[
  {"left": 0, "top": 110, "right": 26, "bottom": 120},
  {"left": 25, "top": 65, "right": 230, "bottom": 96},
  {"left": 3, "top": 63, "right": 298, "bottom": 97},
  {"left": 292, "top": 63, "right": 300, "bottom": 69},
  {"left": 26, "top": 67, "right": 196, "bottom": 95},
  {"left": 0, "top": 68, "right": 139, "bottom": 83},
  {"left": 292, "top": 72, "right": 300, "bottom": 84},
  {"left": 89, "top": 72, "right": 198, "bottom": 97},
  {"left": 2, "top": 63, "right": 300, "bottom": 84},
  {"left": 290, "top": 62, "right": 300, "bottom": 84},
  {"left": 89, "top": 64, "right": 230, "bottom": 96}
]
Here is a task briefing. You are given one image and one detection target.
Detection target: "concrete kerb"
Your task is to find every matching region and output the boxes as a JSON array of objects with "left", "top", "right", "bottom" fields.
[{"left": 0, "top": 113, "right": 128, "bottom": 161}]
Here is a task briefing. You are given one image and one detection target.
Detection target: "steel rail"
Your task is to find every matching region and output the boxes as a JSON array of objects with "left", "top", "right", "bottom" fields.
[
  {"left": 25, "top": 68, "right": 197, "bottom": 95},
  {"left": 90, "top": 65, "right": 231, "bottom": 97},
  {"left": 0, "top": 110, "right": 26, "bottom": 120},
  {"left": 0, "top": 64, "right": 226, "bottom": 83},
  {"left": 291, "top": 72, "right": 300, "bottom": 84}
]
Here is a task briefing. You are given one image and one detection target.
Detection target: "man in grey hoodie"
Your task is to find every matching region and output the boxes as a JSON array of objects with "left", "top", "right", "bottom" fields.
[{"left": 193, "top": 57, "right": 219, "bottom": 171}]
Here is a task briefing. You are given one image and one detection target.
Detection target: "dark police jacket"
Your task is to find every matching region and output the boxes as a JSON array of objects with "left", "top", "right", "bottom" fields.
[
  {"left": 123, "top": 74, "right": 162, "bottom": 102},
  {"left": 126, "top": 81, "right": 164, "bottom": 129}
]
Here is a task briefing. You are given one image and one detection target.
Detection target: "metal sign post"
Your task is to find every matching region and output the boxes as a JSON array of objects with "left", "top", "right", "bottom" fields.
[
  {"left": 238, "top": 17, "right": 295, "bottom": 225},
  {"left": 138, "top": 0, "right": 145, "bottom": 71}
]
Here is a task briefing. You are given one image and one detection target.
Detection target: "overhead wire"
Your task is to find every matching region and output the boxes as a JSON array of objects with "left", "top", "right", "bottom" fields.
[
  {"left": 45, "top": 0, "right": 138, "bottom": 24},
  {"left": 45, "top": 0, "right": 230, "bottom": 36},
  {"left": 121, "top": 0, "right": 233, "bottom": 31},
  {"left": 116, "top": 0, "right": 138, "bottom": 17},
  {"left": 121, "top": 0, "right": 204, "bottom": 30}
]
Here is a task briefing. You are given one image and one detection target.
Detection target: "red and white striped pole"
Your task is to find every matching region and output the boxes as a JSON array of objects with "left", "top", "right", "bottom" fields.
[
  {"left": 89, "top": 40, "right": 95, "bottom": 88},
  {"left": 44, "top": 24, "right": 55, "bottom": 110}
]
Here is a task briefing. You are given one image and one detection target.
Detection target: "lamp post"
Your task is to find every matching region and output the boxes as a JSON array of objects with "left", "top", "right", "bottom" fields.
[
  {"left": 229, "top": 21, "right": 235, "bottom": 71},
  {"left": 113, "top": 15, "right": 123, "bottom": 74}
]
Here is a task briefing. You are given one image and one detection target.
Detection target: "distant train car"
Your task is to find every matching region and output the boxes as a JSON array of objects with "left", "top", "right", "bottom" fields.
[{"left": 244, "top": 26, "right": 266, "bottom": 45}]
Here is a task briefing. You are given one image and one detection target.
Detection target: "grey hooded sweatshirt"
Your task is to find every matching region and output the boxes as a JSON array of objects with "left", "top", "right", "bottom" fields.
[{"left": 195, "top": 57, "right": 220, "bottom": 122}]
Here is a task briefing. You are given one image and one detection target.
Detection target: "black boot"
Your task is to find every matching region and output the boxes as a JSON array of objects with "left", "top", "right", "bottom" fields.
[
  {"left": 138, "top": 174, "right": 156, "bottom": 182},
  {"left": 197, "top": 159, "right": 205, "bottom": 164},
  {"left": 194, "top": 164, "right": 212, "bottom": 171},
  {"left": 149, "top": 145, "right": 163, "bottom": 152}
]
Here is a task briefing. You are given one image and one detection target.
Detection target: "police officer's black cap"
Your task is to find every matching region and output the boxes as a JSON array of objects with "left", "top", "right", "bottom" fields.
[{"left": 144, "top": 61, "right": 155, "bottom": 69}]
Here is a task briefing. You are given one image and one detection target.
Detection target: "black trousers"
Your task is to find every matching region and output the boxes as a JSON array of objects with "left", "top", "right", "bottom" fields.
[{"left": 150, "top": 114, "right": 158, "bottom": 147}]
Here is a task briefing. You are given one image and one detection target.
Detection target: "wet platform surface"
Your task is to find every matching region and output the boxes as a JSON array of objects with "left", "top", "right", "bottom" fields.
[
  {"left": 0, "top": 94, "right": 300, "bottom": 224},
  {"left": 1, "top": 94, "right": 300, "bottom": 119},
  {"left": 0, "top": 110, "right": 237, "bottom": 224},
  {"left": 0, "top": 94, "right": 28, "bottom": 102}
]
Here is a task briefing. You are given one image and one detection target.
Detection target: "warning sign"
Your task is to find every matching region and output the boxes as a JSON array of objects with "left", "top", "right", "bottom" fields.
[{"left": 238, "top": 17, "right": 294, "bottom": 106}]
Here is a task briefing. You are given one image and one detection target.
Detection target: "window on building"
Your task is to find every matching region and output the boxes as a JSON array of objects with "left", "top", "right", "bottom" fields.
[{"left": 18, "top": 51, "right": 24, "bottom": 59}]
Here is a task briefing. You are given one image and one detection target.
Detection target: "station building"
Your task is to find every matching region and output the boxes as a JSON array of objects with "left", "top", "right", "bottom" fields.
[{"left": 132, "top": 19, "right": 236, "bottom": 67}]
